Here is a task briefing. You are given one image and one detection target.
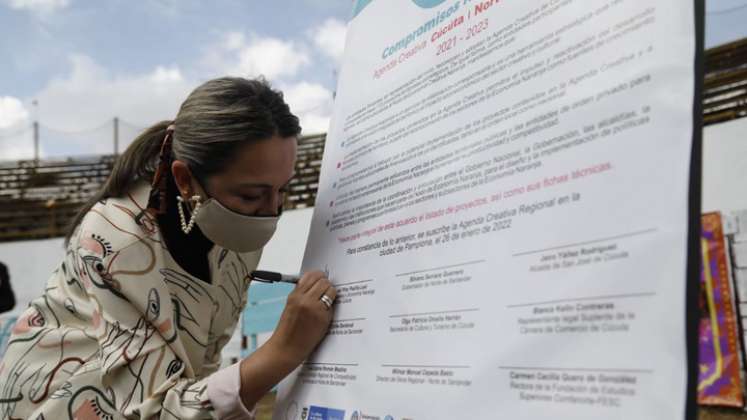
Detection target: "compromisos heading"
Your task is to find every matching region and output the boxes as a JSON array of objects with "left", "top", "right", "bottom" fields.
[{"left": 381, "top": 1, "right": 461, "bottom": 60}]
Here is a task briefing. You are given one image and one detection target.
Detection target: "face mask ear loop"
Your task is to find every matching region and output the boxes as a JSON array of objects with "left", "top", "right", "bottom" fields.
[{"left": 189, "top": 170, "right": 213, "bottom": 203}]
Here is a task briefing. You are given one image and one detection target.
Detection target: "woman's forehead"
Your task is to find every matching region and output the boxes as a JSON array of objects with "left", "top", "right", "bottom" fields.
[{"left": 216, "top": 136, "right": 297, "bottom": 186}]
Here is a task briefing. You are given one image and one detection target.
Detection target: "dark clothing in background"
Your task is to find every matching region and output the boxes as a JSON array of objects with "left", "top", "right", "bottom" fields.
[{"left": 0, "top": 262, "right": 15, "bottom": 313}]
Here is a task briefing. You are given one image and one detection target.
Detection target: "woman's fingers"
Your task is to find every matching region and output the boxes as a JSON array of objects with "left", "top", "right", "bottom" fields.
[
  {"left": 319, "top": 285, "right": 337, "bottom": 312},
  {"left": 295, "top": 270, "right": 337, "bottom": 311},
  {"left": 306, "top": 276, "right": 332, "bottom": 300},
  {"left": 296, "top": 270, "right": 326, "bottom": 293},
  {"left": 321, "top": 285, "right": 337, "bottom": 301}
]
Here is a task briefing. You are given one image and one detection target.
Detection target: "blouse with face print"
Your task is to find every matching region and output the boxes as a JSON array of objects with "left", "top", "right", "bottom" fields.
[{"left": 0, "top": 181, "right": 262, "bottom": 419}]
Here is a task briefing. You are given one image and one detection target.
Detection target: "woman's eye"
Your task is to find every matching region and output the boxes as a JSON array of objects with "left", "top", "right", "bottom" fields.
[{"left": 240, "top": 195, "right": 261, "bottom": 202}]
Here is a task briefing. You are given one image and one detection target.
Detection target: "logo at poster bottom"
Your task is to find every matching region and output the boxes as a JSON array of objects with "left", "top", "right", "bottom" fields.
[{"left": 307, "top": 405, "right": 346, "bottom": 420}]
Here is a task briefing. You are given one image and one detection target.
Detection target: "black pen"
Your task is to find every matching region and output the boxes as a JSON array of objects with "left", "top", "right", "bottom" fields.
[{"left": 250, "top": 270, "right": 301, "bottom": 284}]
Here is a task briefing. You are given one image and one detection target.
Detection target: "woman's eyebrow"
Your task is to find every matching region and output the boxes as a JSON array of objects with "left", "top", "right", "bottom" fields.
[{"left": 237, "top": 173, "right": 296, "bottom": 190}]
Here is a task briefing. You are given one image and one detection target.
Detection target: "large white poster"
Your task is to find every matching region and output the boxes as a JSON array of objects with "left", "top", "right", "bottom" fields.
[{"left": 276, "top": 1, "right": 700, "bottom": 419}]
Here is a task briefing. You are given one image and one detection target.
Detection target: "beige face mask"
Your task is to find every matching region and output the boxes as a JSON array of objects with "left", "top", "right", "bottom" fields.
[{"left": 193, "top": 198, "right": 279, "bottom": 253}]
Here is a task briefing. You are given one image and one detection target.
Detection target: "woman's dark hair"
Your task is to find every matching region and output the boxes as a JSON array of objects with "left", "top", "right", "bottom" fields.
[{"left": 65, "top": 77, "right": 302, "bottom": 244}]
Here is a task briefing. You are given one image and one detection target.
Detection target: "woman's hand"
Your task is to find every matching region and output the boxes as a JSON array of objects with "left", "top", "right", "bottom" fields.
[
  {"left": 238, "top": 270, "right": 336, "bottom": 410},
  {"left": 269, "top": 270, "right": 337, "bottom": 363}
]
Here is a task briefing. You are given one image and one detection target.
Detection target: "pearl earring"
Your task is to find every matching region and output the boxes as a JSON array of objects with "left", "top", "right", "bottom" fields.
[{"left": 177, "top": 194, "right": 202, "bottom": 234}]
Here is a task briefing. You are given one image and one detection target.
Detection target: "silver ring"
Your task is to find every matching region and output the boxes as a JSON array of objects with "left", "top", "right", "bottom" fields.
[{"left": 320, "top": 294, "right": 334, "bottom": 310}]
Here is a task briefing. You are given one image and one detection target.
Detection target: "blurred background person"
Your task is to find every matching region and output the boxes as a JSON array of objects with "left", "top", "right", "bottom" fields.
[{"left": 0, "top": 261, "right": 15, "bottom": 314}]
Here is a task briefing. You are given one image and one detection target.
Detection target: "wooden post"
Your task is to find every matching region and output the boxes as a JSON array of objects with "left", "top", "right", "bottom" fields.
[{"left": 33, "top": 121, "right": 39, "bottom": 162}]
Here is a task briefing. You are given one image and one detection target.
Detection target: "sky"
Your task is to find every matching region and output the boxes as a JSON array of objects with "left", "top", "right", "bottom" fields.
[{"left": 0, "top": 0, "right": 746, "bottom": 160}]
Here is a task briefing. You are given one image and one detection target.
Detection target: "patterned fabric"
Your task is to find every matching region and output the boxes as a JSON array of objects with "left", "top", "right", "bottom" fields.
[{"left": 0, "top": 182, "right": 262, "bottom": 419}]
